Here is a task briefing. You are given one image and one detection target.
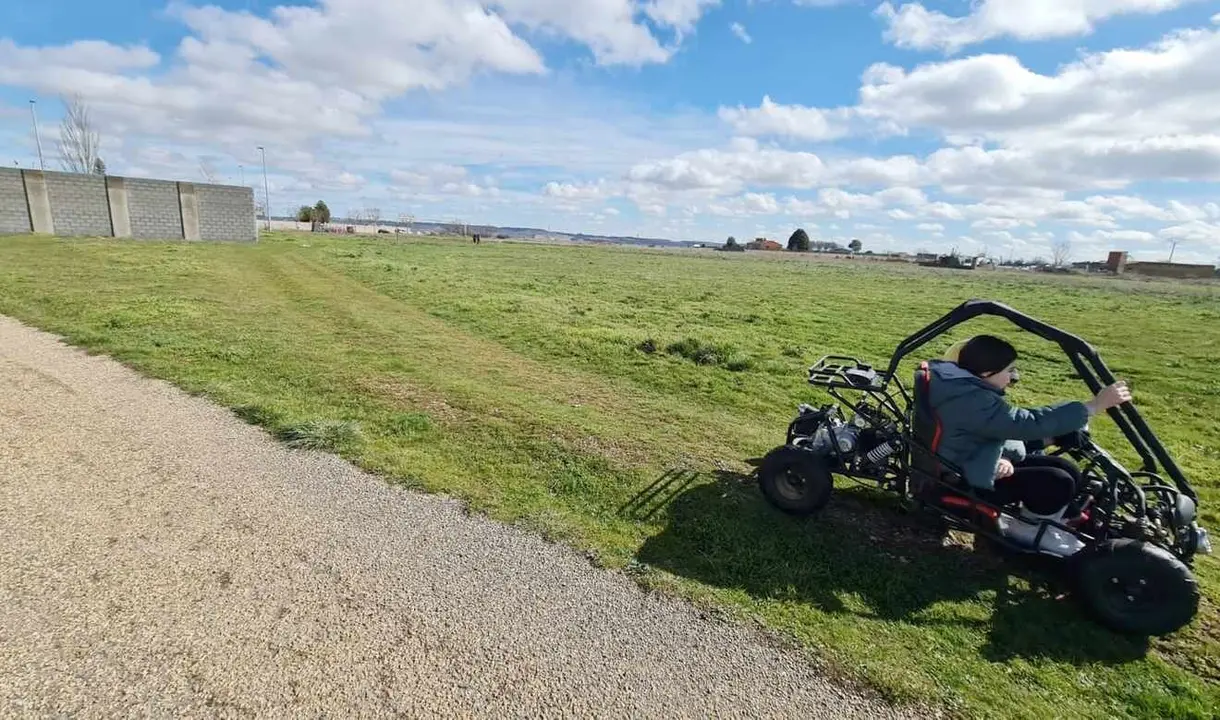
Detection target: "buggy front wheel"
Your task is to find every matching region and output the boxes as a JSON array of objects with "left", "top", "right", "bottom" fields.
[
  {"left": 757, "top": 446, "right": 834, "bottom": 517},
  {"left": 1073, "top": 539, "right": 1200, "bottom": 637}
]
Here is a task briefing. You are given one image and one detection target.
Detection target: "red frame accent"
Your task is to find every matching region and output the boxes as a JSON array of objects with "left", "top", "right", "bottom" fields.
[
  {"left": 918, "top": 362, "right": 1000, "bottom": 522},
  {"left": 917, "top": 361, "right": 943, "bottom": 453},
  {"left": 939, "top": 494, "right": 1000, "bottom": 520}
]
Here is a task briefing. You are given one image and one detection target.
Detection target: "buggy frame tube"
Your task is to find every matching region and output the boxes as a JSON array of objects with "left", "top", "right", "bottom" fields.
[
  {"left": 884, "top": 299, "right": 1196, "bottom": 502},
  {"left": 1066, "top": 351, "right": 1160, "bottom": 476}
]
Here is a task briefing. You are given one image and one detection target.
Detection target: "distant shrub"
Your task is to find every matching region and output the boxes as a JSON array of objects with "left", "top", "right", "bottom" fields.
[
  {"left": 724, "top": 355, "right": 755, "bottom": 372},
  {"left": 664, "top": 337, "right": 751, "bottom": 371},
  {"left": 665, "top": 337, "right": 705, "bottom": 362},
  {"left": 692, "top": 345, "right": 721, "bottom": 365}
]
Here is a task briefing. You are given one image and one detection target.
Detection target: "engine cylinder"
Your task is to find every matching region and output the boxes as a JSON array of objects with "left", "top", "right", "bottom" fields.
[{"left": 835, "top": 426, "right": 859, "bottom": 453}]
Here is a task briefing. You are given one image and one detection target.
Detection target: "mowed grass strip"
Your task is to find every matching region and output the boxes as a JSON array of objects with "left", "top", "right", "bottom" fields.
[{"left": 0, "top": 232, "right": 1216, "bottom": 719}]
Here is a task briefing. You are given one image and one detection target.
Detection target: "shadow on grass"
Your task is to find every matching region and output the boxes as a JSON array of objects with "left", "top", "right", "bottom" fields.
[
  {"left": 632, "top": 470, "right": 1150, "bottom": 666},
  {"left": 617, "top": 468, "right": 702, "bottom": 522},
  {"left": 983, "top": 580, "right": 1150, "bottom": 665}
]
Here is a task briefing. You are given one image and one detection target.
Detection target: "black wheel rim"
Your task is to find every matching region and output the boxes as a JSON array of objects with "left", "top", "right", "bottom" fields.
[
  {"left": 1099, "top": 570, "right": 1166, "bottom": 616},
  {"left": 774, "top": 468, "right": 808, "bottom": 502}
]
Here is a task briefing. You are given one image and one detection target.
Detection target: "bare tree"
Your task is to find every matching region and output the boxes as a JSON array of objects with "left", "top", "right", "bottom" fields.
[
  {"left": 396, "top": 213, "right": 414, "bottom": 238},
  {"left": 1051, "top": 237, "right": 1072, "bottom": 267},
  {"left": 199, "top": 160, "right": 219, "bottom": 184},
  {"left": 366, "top": 207, "right": 381, "bottom": 225},
  {"left": 57, "top": 95, "right": 102, "bottom": 174}
]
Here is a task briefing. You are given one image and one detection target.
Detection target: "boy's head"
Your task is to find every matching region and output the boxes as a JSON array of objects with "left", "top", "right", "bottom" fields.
[{"left": 955, "top": 334, "right": 1020, "bottom": 389}]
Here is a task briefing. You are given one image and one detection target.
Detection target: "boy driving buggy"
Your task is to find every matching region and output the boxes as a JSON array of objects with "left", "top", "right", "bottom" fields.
[
  {"left": 928, "top": 334, "right": 1132, "bottom": 549},
  {"left": 758, "top": 299, "right": 1206, "bottom": 636}
]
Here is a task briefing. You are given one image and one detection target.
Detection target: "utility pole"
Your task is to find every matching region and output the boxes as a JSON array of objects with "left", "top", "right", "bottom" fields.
[
  {"left": 29, "top": 100, "right": 45, "bottom": 171},
  {"left": 239, "top": 164, "right": 245, "bottom": 186},
  {"left": 257, "top": 146, "right": 271, "bottom": 231}
]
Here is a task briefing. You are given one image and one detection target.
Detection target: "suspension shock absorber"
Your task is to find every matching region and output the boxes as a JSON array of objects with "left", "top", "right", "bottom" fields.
[{"left": 865, "top": 438, "right": 900, "bottom": 465}]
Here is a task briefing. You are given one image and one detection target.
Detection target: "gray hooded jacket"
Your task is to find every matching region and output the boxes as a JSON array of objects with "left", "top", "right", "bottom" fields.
[{"left": 923, "top": 359, "right": 1090, "bottom": 489}]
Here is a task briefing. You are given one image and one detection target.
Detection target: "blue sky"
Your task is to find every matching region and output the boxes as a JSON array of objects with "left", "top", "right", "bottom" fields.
[{"left": 2, "top": 0, "right": 1220, "bottom": 263}]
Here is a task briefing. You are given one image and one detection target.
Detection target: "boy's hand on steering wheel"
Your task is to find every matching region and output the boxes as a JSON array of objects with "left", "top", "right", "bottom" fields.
[{"left": 995, "top": 458, "right": 1015, "bottom": 479}]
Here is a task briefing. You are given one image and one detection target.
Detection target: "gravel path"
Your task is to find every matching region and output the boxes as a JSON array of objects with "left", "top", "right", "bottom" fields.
[{"left": 0, "top": 315, "right": 931, "bottom": 719}]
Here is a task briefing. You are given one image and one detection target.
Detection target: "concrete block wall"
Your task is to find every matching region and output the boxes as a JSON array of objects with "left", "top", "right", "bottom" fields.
[
  {"left": 0, "top": 167, "right": 256, "bottom": 242},
  {"left": 43, "top": 172, "right": 113, "bottom": 237},
  {"left": 0, "top": 168, "right": 31, "bottom": 234},
  {"left": 126, "top": 177, "right": 185, "bottom": 240},
  {"left": 196, "top": 184, "right": 257, "bottom": 241}
]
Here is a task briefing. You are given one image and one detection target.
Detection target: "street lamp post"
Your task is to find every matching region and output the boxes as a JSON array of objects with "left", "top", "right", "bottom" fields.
[
  {"left": 28, "top": 100, "right": 45, "bottom": 171},
  {"left": 257, "top": 146, "right": 271, "bottom": 231}
]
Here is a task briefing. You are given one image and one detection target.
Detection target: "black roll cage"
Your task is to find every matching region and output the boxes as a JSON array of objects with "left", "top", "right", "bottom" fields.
[{"left": 882, "top": 299, "right": 1197, "bottom": 503}]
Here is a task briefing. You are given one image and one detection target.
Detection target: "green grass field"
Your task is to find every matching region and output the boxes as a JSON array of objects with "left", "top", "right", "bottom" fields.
[{"left": 1, "top": 231, "right": 1217, "bottom": 719}]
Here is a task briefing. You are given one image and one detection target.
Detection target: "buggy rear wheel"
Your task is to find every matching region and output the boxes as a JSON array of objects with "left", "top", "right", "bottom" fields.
[
  {"left": 757, "top": 446, "right": 834, "bottom": 517},
  {"left": 1073, "top": 539, "right": 1200, "bottom": 637}
]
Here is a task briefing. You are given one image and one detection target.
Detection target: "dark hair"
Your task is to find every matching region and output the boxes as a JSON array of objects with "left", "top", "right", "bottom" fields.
[{"left": 957, "top": 335, "right": 1017, "bottom": 377}]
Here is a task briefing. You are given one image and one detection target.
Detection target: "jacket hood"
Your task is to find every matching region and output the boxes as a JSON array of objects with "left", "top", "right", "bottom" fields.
[{"left": 926, "top": 359, "right": 1002, "bottom": 408}]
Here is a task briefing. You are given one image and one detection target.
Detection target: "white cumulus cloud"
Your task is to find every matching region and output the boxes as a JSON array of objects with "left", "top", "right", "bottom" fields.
[
  {"left": 875, "top": 0, "right": 1200, "bottom": 54},
  {"left": 719, "top": 95, "right": 854, "bottom": 140}
]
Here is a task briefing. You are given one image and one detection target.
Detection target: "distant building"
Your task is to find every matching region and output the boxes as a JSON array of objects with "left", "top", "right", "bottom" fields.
[
  {"left": 1125, "top": 261, "right": 1215, "bottom": 279},
  {"left": 1107, "top": 249, "right": 1214, "bottom": 279},
  {"left": 747, "top": 238, "right": 782, "bottom": 251}
]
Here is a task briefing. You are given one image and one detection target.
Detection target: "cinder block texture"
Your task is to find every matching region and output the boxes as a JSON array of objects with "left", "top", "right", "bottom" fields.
[
  {"left": 126, "top": 178, "right": 184, "bottom": 240},
  {"left": 0, "top": 168, "right": 32, "bottom": 234},
  {"left": 0, "top": 170, "right": 256, "bottom": 242},
  {"left": 44, "top": 171, "right": 112, "bottom": 236},
  {"left": 196, "top": 184, "right": 257, "bottom": 241}
]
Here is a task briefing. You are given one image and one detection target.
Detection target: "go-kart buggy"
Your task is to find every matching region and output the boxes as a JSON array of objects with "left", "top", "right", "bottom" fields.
[{"left": 756, "top": 299, "right": 1211, "bottom": 637}]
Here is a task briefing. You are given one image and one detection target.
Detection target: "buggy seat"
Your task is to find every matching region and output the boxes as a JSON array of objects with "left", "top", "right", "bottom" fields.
[
  {"left": 910, "top": 361, "right": 945, "bottom": 481},
  {"left": 910, "top": 361, "right": 1001, "bottom": 522}
]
